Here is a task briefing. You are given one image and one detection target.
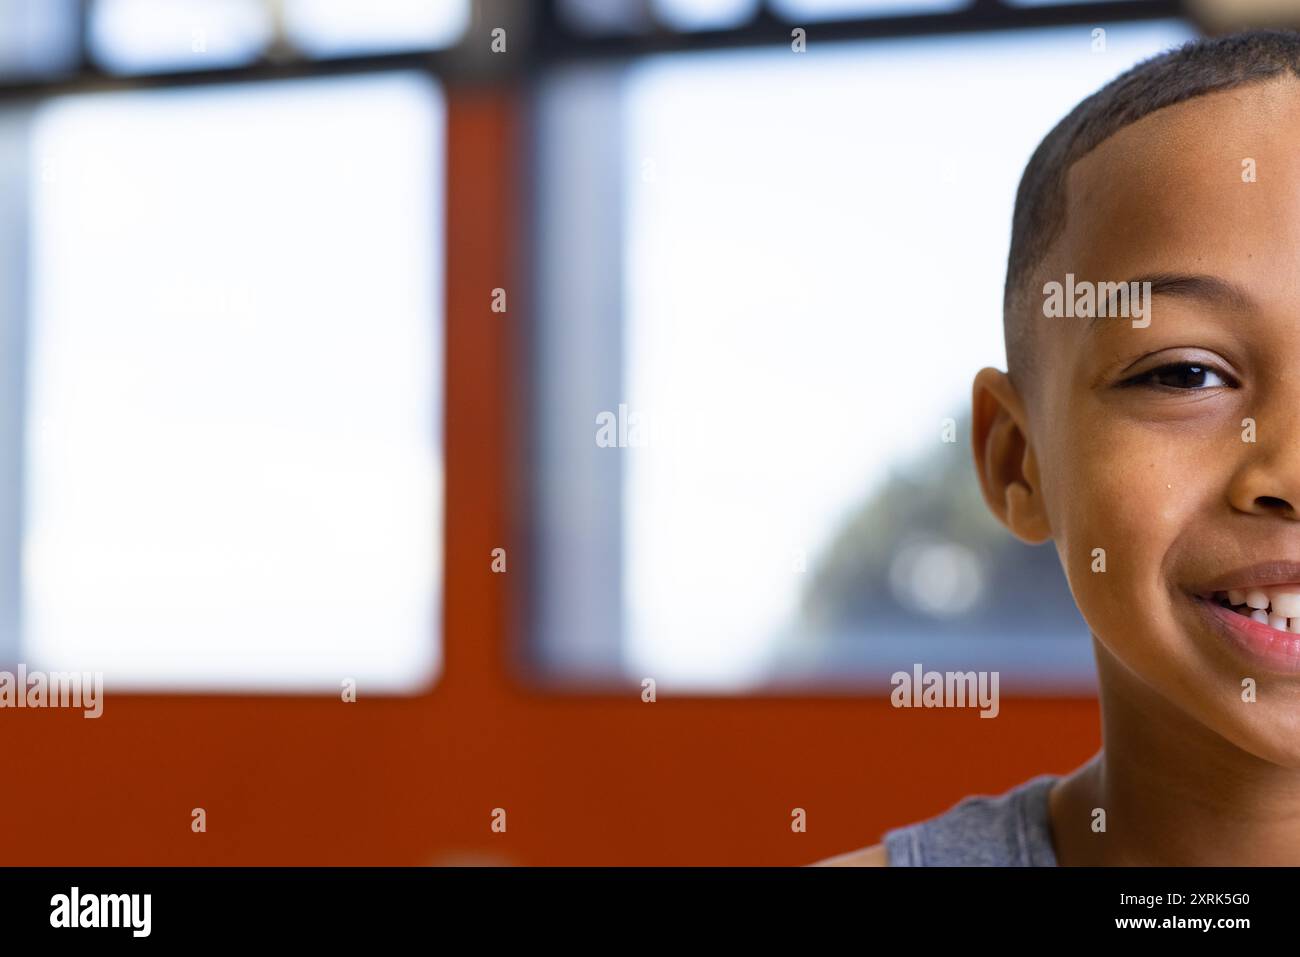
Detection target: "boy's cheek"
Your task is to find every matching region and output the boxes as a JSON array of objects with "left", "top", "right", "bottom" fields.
[
  {"left": 1051, "top": 461, "right": 1196, "bottom": 687},
  {"left": 1045, "top": 436, "right": 1200, "bottom": 611}
]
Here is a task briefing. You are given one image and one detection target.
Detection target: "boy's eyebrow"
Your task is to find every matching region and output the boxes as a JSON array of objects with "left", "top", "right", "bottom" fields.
[
  {"left": 1127, "top": 272, "right": 1255, "bottom": 312},
  {"left": 1077, "top": 273, "right": 1254, "bottom": 341}
]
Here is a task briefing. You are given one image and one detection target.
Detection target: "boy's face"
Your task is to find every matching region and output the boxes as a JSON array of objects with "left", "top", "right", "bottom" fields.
[{"left": 978, "top": 76, "right": 1300, "bottom": 767}]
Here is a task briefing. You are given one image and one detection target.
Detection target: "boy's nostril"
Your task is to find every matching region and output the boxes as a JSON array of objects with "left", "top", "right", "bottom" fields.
[{"left": 1255, "top": 495, "right": 1293, "bottom": 513}]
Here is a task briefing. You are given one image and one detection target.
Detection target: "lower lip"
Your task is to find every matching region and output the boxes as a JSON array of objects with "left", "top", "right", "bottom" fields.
[{"left": 1196, "top": 597, "right": 1300, "bottom": 674}]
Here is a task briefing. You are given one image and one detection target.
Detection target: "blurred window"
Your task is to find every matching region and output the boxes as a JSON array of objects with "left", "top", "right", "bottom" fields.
[
  {"left": 558, "top": 0, "right": 656, "bottom": 36},
  {"left": 90, "top": 0, "right": 472, "bottom": 73},
  {"left": 1006, "top": 0, "right": 1142, "bottom": 6},
  {"left": 283, "top": 0, "right": 471, "bottom": 57},
  {"left": 90, "top": 0, "right": 273, "bottom": 74},
  {"left": 0, "top": 0, "right": 80, "bottom": 79},
  {"left": 653, "top": 0, "right": 762, "bottom": 31},
  {"left": 12, "top": 72, "right": 444, "bottom": 691},
  {"left": 530, "top": 19, "right": 1197, "bottom": 691},
  {"left": 768, "top": 0, "right": 972, "bottom": 20}
]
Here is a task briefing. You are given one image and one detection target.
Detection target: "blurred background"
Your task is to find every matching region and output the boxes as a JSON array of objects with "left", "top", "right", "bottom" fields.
[{"left": 0, "top": 0, "right": 1249, "bottom": 863}]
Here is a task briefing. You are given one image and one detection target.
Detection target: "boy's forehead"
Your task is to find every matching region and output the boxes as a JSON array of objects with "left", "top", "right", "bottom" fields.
[{"left": 1053, "top": 76, "right": 1300, "bottom": 287}]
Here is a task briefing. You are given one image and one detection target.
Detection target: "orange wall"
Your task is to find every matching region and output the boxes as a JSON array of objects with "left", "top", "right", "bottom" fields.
[{"left": 0, "top": 90, "right": 1101, "bottom": 866}]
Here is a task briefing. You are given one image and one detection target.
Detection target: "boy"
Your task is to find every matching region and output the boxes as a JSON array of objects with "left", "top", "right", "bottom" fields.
[{"left": 818, "top": 28, "right": 1300, "bottom": 865}]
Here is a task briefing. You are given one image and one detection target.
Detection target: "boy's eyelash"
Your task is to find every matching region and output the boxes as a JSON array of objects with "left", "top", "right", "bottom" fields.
[{"left": 1118, "top": 361, "right": 1239, "bottom": 390}]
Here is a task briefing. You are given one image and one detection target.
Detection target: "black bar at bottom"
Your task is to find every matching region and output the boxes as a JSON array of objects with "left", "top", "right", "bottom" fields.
[{"left": 0, "top": 865, "right": 1276, "bottom": 942}]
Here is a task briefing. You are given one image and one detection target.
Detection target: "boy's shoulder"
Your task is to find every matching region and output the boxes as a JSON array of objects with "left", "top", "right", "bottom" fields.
[
  {"left": 809, "top": 772, "right": 1064, "bottom": 867},
  {"left": 809, "top": 842, "right": 888, "bottom": 867}
]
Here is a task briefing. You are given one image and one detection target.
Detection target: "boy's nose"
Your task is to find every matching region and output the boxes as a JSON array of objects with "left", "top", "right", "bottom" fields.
[{"left": 1227, "top": 420, "right": 1300, "bottom": 520}]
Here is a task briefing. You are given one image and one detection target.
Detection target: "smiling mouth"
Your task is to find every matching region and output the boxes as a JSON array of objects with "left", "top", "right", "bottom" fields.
[{"left": 1210, "top": 588, "right": 1300, "bottom": 635}]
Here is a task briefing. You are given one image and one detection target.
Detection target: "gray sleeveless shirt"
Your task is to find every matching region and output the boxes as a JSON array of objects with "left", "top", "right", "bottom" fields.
[{"left": 882, "top": 773, "right": 1060, "bottom": 866}]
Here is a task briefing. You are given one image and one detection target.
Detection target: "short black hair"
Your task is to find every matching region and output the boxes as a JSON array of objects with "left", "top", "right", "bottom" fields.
[{"left": 1004, "top": 28, "right": 1300, "bottom": 384}]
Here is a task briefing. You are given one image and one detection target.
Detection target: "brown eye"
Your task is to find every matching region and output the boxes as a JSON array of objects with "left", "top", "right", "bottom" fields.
[{"left": 1127, "top": 362, "right": 1231, "bottom": 390}]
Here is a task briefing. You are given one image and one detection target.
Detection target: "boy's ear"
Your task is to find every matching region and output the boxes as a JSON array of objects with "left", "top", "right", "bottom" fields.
[{"left": 971, "top": 367, "right": 1052, "bottom": 545}]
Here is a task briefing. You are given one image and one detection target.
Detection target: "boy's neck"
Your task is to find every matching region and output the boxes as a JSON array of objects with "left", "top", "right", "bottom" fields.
[{"left": 1049, "top": 639, "right": 1300, "bottom": 866}]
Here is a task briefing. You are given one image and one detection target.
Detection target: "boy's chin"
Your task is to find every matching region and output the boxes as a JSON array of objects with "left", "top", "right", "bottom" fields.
[{"left": 1098, "top": 631, "right": 1300, "bottom": 770}]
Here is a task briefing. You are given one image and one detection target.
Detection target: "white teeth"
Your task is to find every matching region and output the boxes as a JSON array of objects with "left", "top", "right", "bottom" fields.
[
  {"left": 1271, "top": 592, "right": 1300, "bottom": 617},
  {"left": 1223, "top": 590, "right": 1300, "bottom": 632}
]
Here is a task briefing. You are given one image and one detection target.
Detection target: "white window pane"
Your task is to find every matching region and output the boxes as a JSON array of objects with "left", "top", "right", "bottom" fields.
[
  {"left": 27, "top": 73, "right": 444, "bottom": 691},
  {"left": 536, "top": 21, "right": 1196, "bottom": 690},
  {"left": 90, "top": 0, "right": 271, "bottom": 74},
  {"left": 770, "top": 0, "right": 970, "bottom": 19},
  {"left": 558, "top": 0, "right": 654, "bottom": 36},
  {"left": 652, "top": 0, "right": 761, "bottom": 31},
  {"left": 1007, "top": 0, "right": 1141, "bottom": 6},
  {"left": 0, "top": 0, "right": 79, "bottom": 78},
  {"left": 620, "top": 23, "right": 1195, "bottom": 687},
  {"left": 284, "top": 0, "right": 471, "bottom": 56}
]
